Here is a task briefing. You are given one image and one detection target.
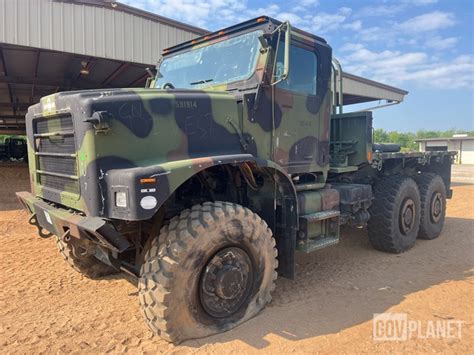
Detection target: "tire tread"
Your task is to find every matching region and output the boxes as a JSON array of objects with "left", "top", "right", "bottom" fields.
[{"left": 139, "top": 201, "right": 278, "bottom": 343}]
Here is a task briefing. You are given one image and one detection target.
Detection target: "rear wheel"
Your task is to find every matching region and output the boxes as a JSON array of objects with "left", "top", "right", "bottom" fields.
[
  {"left": 138, "top": 201, "right": 278, "bottom": 343},
  {"left": 368, "top": 176, "right": 421, "bottom": 253},
  {"left": 416, "top": 173, "right": 446, "bottom": 240},
  {"left": 56, "top": 237, "right": 117, "bottom": 278}
]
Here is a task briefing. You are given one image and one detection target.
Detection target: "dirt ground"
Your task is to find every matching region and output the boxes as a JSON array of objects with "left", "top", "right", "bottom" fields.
[{"left": 0, "top": 163, "right": 473, "bottom": 353}]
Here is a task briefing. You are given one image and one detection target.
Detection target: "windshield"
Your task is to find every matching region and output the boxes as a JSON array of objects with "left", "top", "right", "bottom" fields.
[{"left": 155, "top": 30, "right": 262, "bottom": 89}]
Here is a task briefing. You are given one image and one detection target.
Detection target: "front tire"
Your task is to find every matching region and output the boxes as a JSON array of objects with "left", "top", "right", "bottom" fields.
[
  {"left": 138, "top": 202, "right": 278, "bottom": 343},
  {"left": 368, "top": 176, "right": 421, "bottom": 253},
  {"left": 56, "top": 237, "right": 117, "bottom": 278},
  {"left": 416, "top": 173, "right": 446, "bottom": 240}
]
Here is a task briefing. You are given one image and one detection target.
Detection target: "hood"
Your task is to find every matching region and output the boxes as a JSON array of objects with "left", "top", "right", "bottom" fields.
[{"left": 25, "top": 88, "right": 244, "bottom": 216}]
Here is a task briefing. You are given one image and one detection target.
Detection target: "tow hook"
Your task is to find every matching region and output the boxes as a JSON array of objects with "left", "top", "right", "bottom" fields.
[
  {"left": 60, "top": 229, "right": 71, "bottom": 243},
  {"left": 28, "top": 213, "right": 53, "bottom": 239},
  {"left": 61, "top": 229, "right": 92, "bottom": 259}
]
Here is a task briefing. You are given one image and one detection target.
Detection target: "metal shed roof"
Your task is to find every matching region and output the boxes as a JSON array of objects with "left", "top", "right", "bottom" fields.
[
  {"left": 0, "top": 0, "right": 206, "bottom": 64},
  {"left": 0, "top": 0, "right": 206, "bottom": 134},
  {"left": 341, "top": 72, "right": 408, "bottom": 105},
  {"left": 0, "top": 43, "right": 156, "bottom": 133}
]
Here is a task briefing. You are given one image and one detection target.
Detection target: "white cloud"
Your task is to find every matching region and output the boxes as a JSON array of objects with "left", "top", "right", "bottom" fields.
[
  {"left": 397, "top": 11, "right": 456, "bottom": 32},
  {"left": 402, "top": 55, "right": 474, "bottom": 89},
  {"left": 354, "top": 11, "right": 457, "bottom": 48},
  {"left": 358, "top": 0, "right": 437, "bottom": 18},
  {"left": 122, "top": 0, "right": 354, "bottom": 36},
  {"left": 300, "top": 0, "right": 319, "bottom": 6},
  {"left": 122, "top": 0, "right": 249, "bottom": 28},
  {"left": 122, "top": 0, "right": 326, "bottom": 32},
  {"left": 358, "top": 26, "right": 389, "bottom": 42},
  {"left": 403, "top": 0, "right": 438, "bottom": 5},
  {"left": 340, "top": 43, "right": 365, "bottom": 52},
  {"left": 343, "top": 20, "right": 362, "bottom": 31},
  {"left": 293, "top": 0, "right": 319, "bottom": 14},
  {"left": 340, "top": 44, "right": 473, "bottom": 89},
  {"left": 253, "top": 4, "right": 280, "bottom": 18},
  {"left": 425, "top": 36, "right": 459, "bottom": 50},
  {"left": 265, "top": 6, "right": 354, "bottom": 35},
  {"left": 358, "top": 5, "right": 404, "bottom": 17},
  {"left": 308, "top": 7, "right": 352, "bottom": 33},
  {"left": 276, "top": 12, "right": 304, "bottom": 25}
]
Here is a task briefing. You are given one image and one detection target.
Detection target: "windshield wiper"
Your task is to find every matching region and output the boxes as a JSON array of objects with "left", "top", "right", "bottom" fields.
[{"left": 189, "top": 78, "right": 214, "bottom": 85}]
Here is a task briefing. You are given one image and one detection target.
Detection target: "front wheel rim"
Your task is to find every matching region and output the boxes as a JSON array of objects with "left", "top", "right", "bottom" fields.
[{"left": 199, "top": 246, "right": 254, "bottom": 318}]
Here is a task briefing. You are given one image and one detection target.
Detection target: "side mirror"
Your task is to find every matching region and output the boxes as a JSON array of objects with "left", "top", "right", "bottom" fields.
[
  {"left": 271, "top": 21, "right": 291, "bottom": 86},
  {"left": 258, "top": 33, "right": 271, "bottom": 49},
  {"left": 145, "top": 67, "right": 156, "bottom": 88},
  {"left": 145, "top": 77, "right": 155, "bottom": 88}
]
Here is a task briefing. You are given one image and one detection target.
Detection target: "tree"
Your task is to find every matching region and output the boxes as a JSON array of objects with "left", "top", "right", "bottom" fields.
[{"left": 372, "top": 129, "right": 473, "bottom": 151}]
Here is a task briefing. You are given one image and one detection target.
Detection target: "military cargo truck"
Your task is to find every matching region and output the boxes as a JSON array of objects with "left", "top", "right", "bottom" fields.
[
  {"left": 17, "top": 17, "right": 454, "bottom": 343},
  {"left": 0, "top": 136, "right": 27, "bottom": 161}
]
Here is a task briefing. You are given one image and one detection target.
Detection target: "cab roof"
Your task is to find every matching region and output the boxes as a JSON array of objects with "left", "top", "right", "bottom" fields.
[{"left": 162, "top": 16, "right": 327, "bottom": 55}]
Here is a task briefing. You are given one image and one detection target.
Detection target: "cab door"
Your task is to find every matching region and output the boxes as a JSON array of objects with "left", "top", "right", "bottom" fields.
[{"left": 272, "top": 38, "right": 331, "bottom": 175}]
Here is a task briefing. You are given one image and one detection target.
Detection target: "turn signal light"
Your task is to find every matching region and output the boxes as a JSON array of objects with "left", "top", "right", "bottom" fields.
[{"left": 140, "top": 178, "right": 156, "bottom": 184}]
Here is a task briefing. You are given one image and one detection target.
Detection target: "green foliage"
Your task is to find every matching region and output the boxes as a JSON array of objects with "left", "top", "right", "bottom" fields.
[
  {"left": 373, "top": 129, "right": 474, "bottom": 151},
  {"left": 0, "top": 134, "right": 26, "bottom": 143}
]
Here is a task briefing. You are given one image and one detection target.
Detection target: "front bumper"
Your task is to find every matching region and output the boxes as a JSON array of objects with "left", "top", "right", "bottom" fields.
[{"left": 16, "top": 191, "right": 130, "bottom": 252}]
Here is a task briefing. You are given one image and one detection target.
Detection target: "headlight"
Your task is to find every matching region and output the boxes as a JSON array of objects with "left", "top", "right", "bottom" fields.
[
  {"left": 115, "top": 191, "right": 127, "bottom": 207},
  {"left": 140, "top": 195, "right": 157, "bottom": 210}
]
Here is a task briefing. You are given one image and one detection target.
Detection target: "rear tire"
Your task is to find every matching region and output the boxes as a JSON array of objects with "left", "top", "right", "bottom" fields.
[
  {"left": 368, "top": 176, "right": 421, "bottom": 253},
  {"left": 416, "top": 173, "right": 446, "bottom": 240},
  {"left": 138, "top": 201, "right": 278, "bottom": 343},
  {"left": 56, "top": 237, "right": 117, "bottom": 278}
]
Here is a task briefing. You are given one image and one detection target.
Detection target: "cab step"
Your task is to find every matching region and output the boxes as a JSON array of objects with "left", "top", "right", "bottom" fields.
[
  {"left": 297, "top": 210, "right": 340, "bottom": 253},
  {"left": 301, "top": 210, "right": 340, "bottom": 222},
  {"left": 297, "top": 234, "right": 340, "bottom": 252}
]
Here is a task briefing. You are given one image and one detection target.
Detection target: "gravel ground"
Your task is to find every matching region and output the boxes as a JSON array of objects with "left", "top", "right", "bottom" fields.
[{"left": 0, "top": 164, "right": 473, "bottom": 353}]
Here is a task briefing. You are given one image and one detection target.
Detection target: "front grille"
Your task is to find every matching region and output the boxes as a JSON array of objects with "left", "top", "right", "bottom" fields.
[
  {"left": 35, "top": 115, "right": 73, "bottom": 134},
  {"left": 36, "top": 135, "right": 75, "bottom": 154},
  {"left": 38, "top": 155, "right": 77, "bottom": 176},
  {"left": 33, "top": 114, "right": 80, "bottom": 197}
]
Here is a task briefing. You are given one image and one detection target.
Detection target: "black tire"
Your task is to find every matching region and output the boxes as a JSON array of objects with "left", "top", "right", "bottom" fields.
[
  {"left": 56, "top": 237, "right": 117, "bottom": 278},
  {"left": 416, "top": 173, "right": 446, "bottom": 240},
  {"left": 138, "top": 201, "right": 278, "bottom": 343},
  {"left": 368, "top": 176, "right": 421, "bottom": 253}
]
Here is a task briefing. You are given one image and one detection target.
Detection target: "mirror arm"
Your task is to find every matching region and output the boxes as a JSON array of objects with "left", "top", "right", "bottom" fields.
[
  {"left": 270, "top": 21, "right": 291, "bottom": 86},
  {"left": 282, "top": 22, "right": 291, "bottom": 81}
]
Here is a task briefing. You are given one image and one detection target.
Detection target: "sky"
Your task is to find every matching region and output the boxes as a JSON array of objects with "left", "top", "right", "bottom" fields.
[{"left": 121, "top": 0, "right": 474, "bottom": 133}]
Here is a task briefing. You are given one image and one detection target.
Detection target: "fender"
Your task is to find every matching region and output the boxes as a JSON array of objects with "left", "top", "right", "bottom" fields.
[
  {"left": 105, "top": 154, "right": 298, "bottom": 221},
  {"left": 105, "top": 153, "right": 299, "bottom": 278}
]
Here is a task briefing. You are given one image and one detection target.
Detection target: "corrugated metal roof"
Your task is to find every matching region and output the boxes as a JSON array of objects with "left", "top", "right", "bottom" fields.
[
  {"left": 0, "top": 0, "right": 204, "bottom": 65},
  {"left": 58, "top": 0, "right": 208, "bottom": 35},
  {"left": 333, "top": 70, "right": 408, "bottom": 106},
  {"left": 0, "top": 0, "right": 209, "bottom": 133}
]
